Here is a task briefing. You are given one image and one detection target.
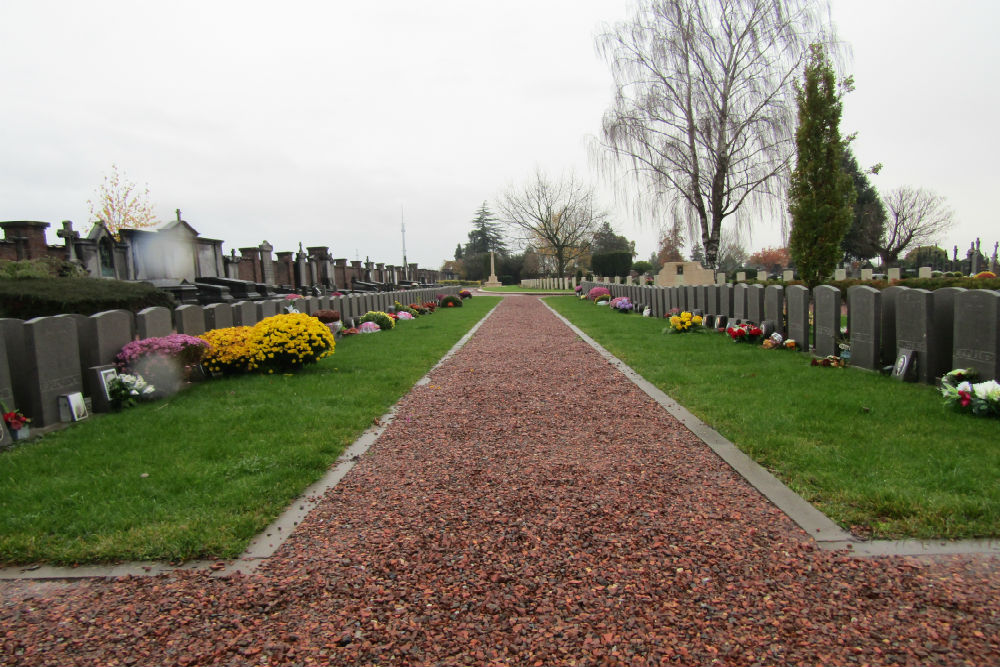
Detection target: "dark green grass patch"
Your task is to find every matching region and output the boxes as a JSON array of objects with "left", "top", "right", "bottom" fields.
[
  {"left": 549, "top": 296, "right": 1000, "bottom": 540},
  {"left": 0, "top": 297, "right": 501, "bottom": 565}
]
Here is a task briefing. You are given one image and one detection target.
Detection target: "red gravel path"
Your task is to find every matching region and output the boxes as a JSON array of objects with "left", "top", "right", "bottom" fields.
[{"left": 2, "top": 296, "right": 998, "bottom": 666}]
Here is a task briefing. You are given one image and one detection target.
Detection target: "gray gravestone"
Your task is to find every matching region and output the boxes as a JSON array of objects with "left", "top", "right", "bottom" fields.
[
  {"left": 952, "top": 289, "right": 1000, "bottom": 380},
  {"left": 78, "top": 309, "right": 134, "bottom": 371},
  {"left": 782, "top": 269, "right": 794, "bottom": 282},
  {"left": 716, "top": 272, "right": 727, "bottom": 285},
  {"left": 733, "top": 284, "right": 748, "bottom": 321},
  {"left": 173, "top": 305, "right": 206, "bottom": 336},
  {"left": 887, "top": 268, "right": 901, "bottom": 281},
  {"left": 685, "top": 286, "right": 696, "bottom": 312},
  {"left": 319, "top": 296, "right": 331, "bottom": 310},
  {"left": 23, "top": 316, "right": 83, "bottom": 427},
  {"left": 330, "top": 296, "right": 345, "bottom": 320},
  {"left": 764, "top": 285, "right": 785, "bottom": 337},
  {"left": 879, "top": 286, "right": 909, "bottom": 367},
  {"left": 861, "top": 269, "right": 873, "bottom": 281},
  {"left": 786, "top": 286, "right": 810, "bottom": 348},
  {"left": 232, "top": 301, "right": 258, "bottom": 327},
  {"left": 895, "top": 288, "right": 939, "bottom": 383},
  {"left": 918, "top": 266, "right": 932, "bottom": 279},
  {"left": 930, "top": 287, "right": 965, "bottom": 381},
  {"left": 706, "top": 285, "right": 718, "bottom": 317},
  {"left": 0, "top": 327, "right": 16, "bottom": 414},
  {"left": 203, "top": 303, "right": 234, "bottom": 331},
  {"left": 256, "top": 299, "right": 279, "bottom": 321},
  {"left": 136, "top": 307, "right": 173, "bottom": 339},
  {"left": 813, "top": 285, "right": 840, "bottom": 357},
  {"left": 695, "top": 285, "right": 707, "bottom": 312},
  {"left": 834, "top": 268, "right": 847, "bottom": 281},
  {"left": 747, "top": 285, "right": 765, "bottom": 323},
  {"left": 846, "top": 286, "right": 881, "bottom": 371},
  {"left": 720, "top": 285, "right": 734, "bottom": 319},
  {"left": 757, "top": 269, "right": 768, "bottom": 282},
  {"left": 0, "top": 319, "right": 27, "bottom": 412},
  {"left": 736, "top": 271, "right": 746, "bottom": 282}
]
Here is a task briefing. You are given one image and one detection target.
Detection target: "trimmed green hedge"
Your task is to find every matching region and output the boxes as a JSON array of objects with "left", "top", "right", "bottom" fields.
[{"left": 0, "top": 278, "right": 176, "bottom": 318}]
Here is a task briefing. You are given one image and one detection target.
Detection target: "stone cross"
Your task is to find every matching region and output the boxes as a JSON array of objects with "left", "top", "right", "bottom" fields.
[
  {"left": 176, "top": 209, "right": 182, "bottom": 222},
  {"left": 56, "top": 220, "right": 80, "bottom": 257}
]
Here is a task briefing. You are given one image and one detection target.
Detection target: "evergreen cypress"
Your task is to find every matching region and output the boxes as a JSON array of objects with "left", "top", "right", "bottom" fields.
[{"left": 788, "top": 44, "right": 855, "bottom": 287}]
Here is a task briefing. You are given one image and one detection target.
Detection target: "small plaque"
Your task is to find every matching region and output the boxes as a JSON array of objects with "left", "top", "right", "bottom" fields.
[
  {"left": 58, "top": 392, "right": 89, "bottom": 422},
  {"left": 892, "top": 349, "right": 918, "bottom": 382},
  {"left": 99, "top": 368, "right": 118, "bottom": 401}
]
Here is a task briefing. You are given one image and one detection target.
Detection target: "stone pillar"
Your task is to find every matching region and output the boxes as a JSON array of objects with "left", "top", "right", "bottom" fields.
[{"left": 259, "top": 241, "right": 275, "bottom": 285}]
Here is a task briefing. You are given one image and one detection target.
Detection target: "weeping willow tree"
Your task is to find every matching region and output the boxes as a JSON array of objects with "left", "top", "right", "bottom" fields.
[{"left": 594, "top": 0, "right": 835, "bottom": 268}]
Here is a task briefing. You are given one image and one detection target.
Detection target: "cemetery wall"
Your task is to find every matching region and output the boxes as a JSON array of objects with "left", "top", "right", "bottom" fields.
[
  {"left": 0, "top": 219, "right": 441, "bottom": 291},
  {"left": 0, "top": 286, "right": 459, "bottom": 429},
  {"left": 580, "top": 280, "right": 1000, "bottom": 385}
]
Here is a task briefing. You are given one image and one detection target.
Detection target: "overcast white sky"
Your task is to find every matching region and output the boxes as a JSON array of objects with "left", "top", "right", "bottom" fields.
[{"left": 1, "top": 0, "right": 997, "bottom": 269}]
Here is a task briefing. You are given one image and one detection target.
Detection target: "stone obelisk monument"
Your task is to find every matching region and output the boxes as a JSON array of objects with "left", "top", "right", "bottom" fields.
[{"left": 484, "top": 251, "right": 502, "bottom": 287}]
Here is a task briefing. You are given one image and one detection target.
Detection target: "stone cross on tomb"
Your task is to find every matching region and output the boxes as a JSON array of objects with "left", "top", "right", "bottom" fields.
[
  {"left": 57, "top": 220, "right": 80, "bottom": 255},
  {"left": 176, "top": 209, "right": 183, "bottom": 222}
]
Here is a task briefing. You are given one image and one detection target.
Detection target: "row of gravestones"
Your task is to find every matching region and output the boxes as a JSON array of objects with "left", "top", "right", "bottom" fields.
[
  {"left": 580, "top": 282, "right": 1000, "bottom": 384},
  {"left": 0, "top": 287, "right": 457, "bottom": 431},
  {"left": 520, "top": 277, "right": 579, "bottom": 289}
]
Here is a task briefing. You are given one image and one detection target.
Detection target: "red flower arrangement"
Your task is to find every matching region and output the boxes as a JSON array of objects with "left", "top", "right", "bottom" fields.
[
  {"left": 726, "top": 323, "right": 762, "bottom": 343},
  {"left": 3, "top": 409, "right": 30, "bottom": 431}
]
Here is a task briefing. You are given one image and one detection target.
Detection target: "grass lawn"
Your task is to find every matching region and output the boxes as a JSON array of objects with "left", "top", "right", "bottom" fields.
[
  {"left": 0, "top": 296, "right": 501, "bottom": 565},
  {"left": 479, "top": 285, "right": 573, "bottom": 293},
  {"left": 549, "top": 295, "right": 1000, "bottom": 540}
]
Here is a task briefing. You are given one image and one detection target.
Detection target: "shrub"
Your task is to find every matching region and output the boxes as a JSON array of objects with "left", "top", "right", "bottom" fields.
[
  {"left": 0, "top": 258, "right": 88, "bottom": 279},
  {"left": 116, "top": 334, "right": 211, "bottom": 392},
  {"left": 0, "top": 277, "right": 175, "bottom": 318},
  {"left": 199, "top": 326, "right": 256, "bottom": 375},
  {"left": 359, "top": 310, "right": 396, "bottom": 330},
  {"left": 200, "top": 315, "right": 336, "bottom": 375},
  {"left": 609, "top": 296, "right": 634, "bottom": 313},
  {"left": 422, "top": 301, "right": 438, "bottom": 312},
  {"left": 587, "top": 286, "right": 611, "bottom": 301},
  {"left": 668, "top": 311, "right": 703, "bottom": 332},
  {"left": 439, "top": 295, "right": 462, "bottom": 308},
  {"left": 407, "top": 303, "right": 429, "bottom": 315},
  {"left": 249, "top": 313, "right": 336, "bottom": 373},
  {"left": 459, "top": 289, "right": 472, "bottom": 299},
  {"left": 393, "top": 301, "right": 419, "bottom": 317},
  {"left": 116, "top": 334, "right": 210, "bottom": 370},
  {"left": 314, "top": 309, "right": 341, "bottom": 323}
]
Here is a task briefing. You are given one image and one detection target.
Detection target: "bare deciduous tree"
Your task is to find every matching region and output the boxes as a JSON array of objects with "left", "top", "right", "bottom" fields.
[
  {"left": 594, "top": 0, "right": 833, "bottom": 268},
  {"left": 876, "top": 186, "right": 955, "bottom": 266},
  {"left": 497, "top": 170, "right": 605, "bottom": 277}
]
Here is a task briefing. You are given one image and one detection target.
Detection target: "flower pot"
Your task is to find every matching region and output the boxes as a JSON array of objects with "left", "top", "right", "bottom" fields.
[{"left": 11, "top": 426, "right": 30, "bottom": 441}]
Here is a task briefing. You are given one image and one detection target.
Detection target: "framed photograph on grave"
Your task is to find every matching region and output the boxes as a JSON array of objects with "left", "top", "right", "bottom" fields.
[
  {"left": 892, "top": 349, "right": 918, "bottom": 382},
  {"left": 99, "top": 368, "right": 118, "bottom": 401},
  {"left": 58, "top": 392, "right": 89, "bottom": 422}
]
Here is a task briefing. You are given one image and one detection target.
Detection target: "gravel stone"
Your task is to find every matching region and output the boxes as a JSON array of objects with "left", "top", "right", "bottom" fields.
[{"left": 2, "top": 296, "right": 997, "bottom": 666}]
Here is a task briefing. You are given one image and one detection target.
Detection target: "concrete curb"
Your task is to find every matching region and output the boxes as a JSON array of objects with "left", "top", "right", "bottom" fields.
[
  {"left": 542, "top": 298, "right": 1000, "bottom": 560},
  {"left": 0, "top": 300, "right": 504, "bottom": 582}
]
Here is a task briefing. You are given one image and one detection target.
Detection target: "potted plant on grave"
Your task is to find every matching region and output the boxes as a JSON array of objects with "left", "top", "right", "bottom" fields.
[{"left": 2, "top": 404, "right": 31, "bottom": 440}]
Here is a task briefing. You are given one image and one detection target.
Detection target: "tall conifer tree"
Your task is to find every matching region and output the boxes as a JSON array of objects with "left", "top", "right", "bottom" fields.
[{"left": 788, "top": 44, "right": 854, "bottom": 287}]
